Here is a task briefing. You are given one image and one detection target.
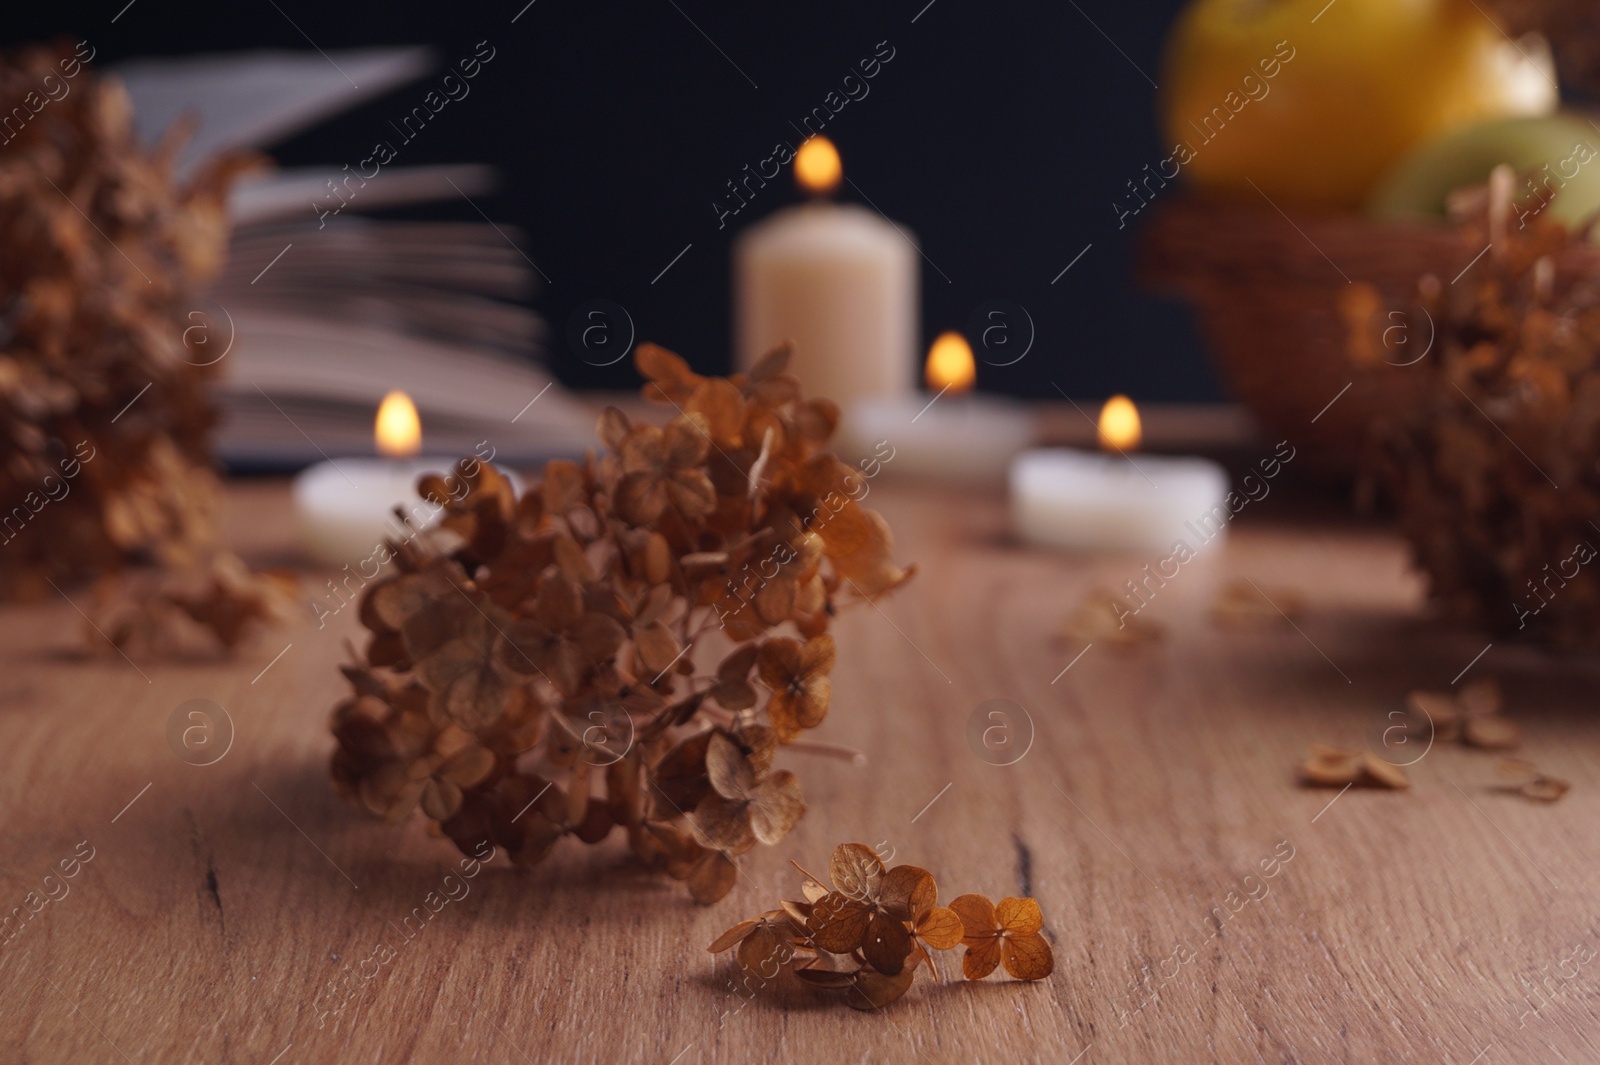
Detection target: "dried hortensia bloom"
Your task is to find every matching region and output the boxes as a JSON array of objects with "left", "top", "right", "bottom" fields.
[
  {"left": 0, "top": 44, "right": 288, "bottom": 653},
  {"left": 1355, "top": 166, "right": 1600, "bottom": 650},
  {"left": 329, "top": 345, "right": 913, "bottom": 901}
]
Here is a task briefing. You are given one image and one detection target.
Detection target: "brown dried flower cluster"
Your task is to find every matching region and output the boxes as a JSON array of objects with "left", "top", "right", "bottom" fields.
[
  {"left": 1351, "top": 165, "right": 1600, "bottom": 649},
  {"left": 0, "top": 44, "right": 289, "bottom": 650},
  {"left": 709, "top": 843, "right": 1053, "bottom": 1010},
  {"left": 329, "top": 345, "right": 912, "bottom": 901}
]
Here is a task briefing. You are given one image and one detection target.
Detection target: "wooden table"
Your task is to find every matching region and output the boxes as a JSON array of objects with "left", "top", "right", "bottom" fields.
[{"left": 5, "top": 475, "right": 1600, "bottom": 1064}]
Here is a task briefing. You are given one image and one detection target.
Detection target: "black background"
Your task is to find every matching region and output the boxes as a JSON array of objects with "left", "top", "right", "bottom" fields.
[{"left": 3, "top": 0, "right": 1216, "bottom": 401}]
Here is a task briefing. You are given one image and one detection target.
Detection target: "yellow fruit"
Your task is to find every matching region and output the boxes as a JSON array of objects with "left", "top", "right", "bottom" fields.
[{"left": 1160, "top": 0, "right": 1557, "bottom": 207}]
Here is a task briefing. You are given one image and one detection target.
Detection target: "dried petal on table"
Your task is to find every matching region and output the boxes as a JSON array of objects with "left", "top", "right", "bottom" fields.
[
  {"left": 1404, "top": 690, "right": 1462, "bottom": 743},
  {"left": 1457, "top": 678, "right": 1503, "bottom": 717},
  {"left": 1463, "top": 714, "right": 1522, "bottom": 750},
  {"left": 1299, "top": 744, "right": 1410, "bottom": 790},
  {"left": 1405, "top": 678, "right": 1519, "bottom": 751},
  {"left": 1057, "top": 587, "right": 1164, "bottom": 648},
  {"left": 1495, "top": 758, "right": 1571, "bottom": 803},
  {"left": 1300, "top": 743, "right": 1365, "bottom": 786},
  {"left": 1210, "top": 579, "right": 1306, "bottom": 626},
  {"left": 1359, "top": 751, "right": 1412, "bottom": 790}
]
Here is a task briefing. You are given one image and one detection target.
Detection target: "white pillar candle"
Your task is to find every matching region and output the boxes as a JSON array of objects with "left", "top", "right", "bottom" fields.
[
  {"left": 1009, "top": 397, "right": 1230, "bottom": 554},
  {"left": 733, "top": 137, "right": 918, "bottom": 412}
]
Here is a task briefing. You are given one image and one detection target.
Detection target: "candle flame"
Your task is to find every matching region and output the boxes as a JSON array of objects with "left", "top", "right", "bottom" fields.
[
  {"left": 375, "top": 391, "right": 422, "bottom": 457},
  {"left": 1097, "top": 395, "right": 1141, "bottom": 452},
  {"left": 925, "top": 331, "right": 976, "bottom": 394},
  {"left": 795, "top": 136, "right": 842, "bottom": 196}
]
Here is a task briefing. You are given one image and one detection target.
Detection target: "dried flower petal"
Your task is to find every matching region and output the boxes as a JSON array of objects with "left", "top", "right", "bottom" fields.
[
  {"left": 1359, "top": 753, "right": 1412, "bottom": 791},
  {"left": 1463, "top": 714, "right": 1522, "bottom": 750},
  {"left": 1405, "top": 691, "right": 1461, "bottom": 742},
  {"left": 828, "top": 842, "right": 885, "bottom": 901},
  {"left": 1300, "top": 743, "right": 1364, "bottom": 786},
  {"left": 1458, "top": 678, "right": 1503, "bottom": 717},
  {"left": 915, "top": 906, "right": 965, "bottom": 951},
  {"left": 808, "top": 893, "right": 874, "bottom": 953},
  {"left": 1211, "top": 580, "right": 1304, "bottom": 626},
  {"left": 1494, "top": 757, "right": 1570, "bottom": 803},
  {"left": 1299, "top": 745, "right": 1409, "bottom": 789},
  {"left": 1058, "top": 587, "right": 1164, "bottom": 647}
]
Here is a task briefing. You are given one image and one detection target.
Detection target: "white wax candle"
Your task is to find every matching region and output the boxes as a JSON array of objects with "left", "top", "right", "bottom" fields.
[
  {"left": 845, "top": 394, "right": 1037, "bottom": 483},
  {"left": 1010, "top": 449, "right": 1231, "bottom": 554},
  {"left": 733, "top": 201, "right": 918, "bottom": 409},
  {"left": 293, "top": 458, "right": 454, "bottom": 566}
]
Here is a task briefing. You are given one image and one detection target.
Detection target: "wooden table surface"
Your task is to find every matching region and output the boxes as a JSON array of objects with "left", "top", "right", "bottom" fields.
[{"left": 5, "top": 475, "right": 1600, "bottom": 1065}]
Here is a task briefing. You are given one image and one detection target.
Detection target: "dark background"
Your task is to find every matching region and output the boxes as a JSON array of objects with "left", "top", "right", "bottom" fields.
[{"left": 3, "top": 0, "right": 1218, "bottom": 401}]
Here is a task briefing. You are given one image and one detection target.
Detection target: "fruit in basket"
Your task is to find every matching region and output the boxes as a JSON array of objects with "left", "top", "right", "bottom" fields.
[
  {"left": 1369, "top": 113, "right": 1600, "bottom": 230},
  {"left": 1160, "top": 0, "right": 1558, "bottom": 207}
]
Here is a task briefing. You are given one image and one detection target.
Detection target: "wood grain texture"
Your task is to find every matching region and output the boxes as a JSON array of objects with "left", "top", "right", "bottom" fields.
[{"left": 2, "top": 477, "right": 1599, "bottom": 1064}]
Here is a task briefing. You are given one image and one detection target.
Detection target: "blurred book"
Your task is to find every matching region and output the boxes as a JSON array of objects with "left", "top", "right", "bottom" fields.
[{"left": 115, "top": 49, "right": 594, "bottom": 469}]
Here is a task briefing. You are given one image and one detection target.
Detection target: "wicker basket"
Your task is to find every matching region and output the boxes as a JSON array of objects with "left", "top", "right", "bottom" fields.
[{"left": 1139, "top": 195, "right": 1599, "bottom": 473}]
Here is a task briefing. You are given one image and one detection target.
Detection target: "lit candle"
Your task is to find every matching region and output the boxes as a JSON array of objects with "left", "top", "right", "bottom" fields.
[
  {"left": 844, "top": 332, "right": 1037, "bottom": 482},
  {"left": 1010, "top": 397, "right": 1230, "bottom": 553},
  {"left": 733, "top": 136, "right": 918, "bottom": 414},
  {"left": 292, "top": 391, "right": 454, "bottom": 566}
]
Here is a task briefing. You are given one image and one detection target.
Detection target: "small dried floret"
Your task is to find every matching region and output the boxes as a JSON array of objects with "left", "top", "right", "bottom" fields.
[{"left": 708, "top": 843, "right": 1052, "bottom": 1011}]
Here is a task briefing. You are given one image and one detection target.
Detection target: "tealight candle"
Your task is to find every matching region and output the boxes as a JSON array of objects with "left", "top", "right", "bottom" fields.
[
  {"left": 843, "top": 333, "right": 1037, "bottom": 482},
  {"left": 1010, "top": 396, "right": 1230, "bottom": 554},
  {"left": 293, "top": 391, "right": 455, "bottom": 566}
]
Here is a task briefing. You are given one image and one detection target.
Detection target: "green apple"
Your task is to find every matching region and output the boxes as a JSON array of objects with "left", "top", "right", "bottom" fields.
[{"left": 1369, "top": 113, "right": 1600, "bottom": 230}]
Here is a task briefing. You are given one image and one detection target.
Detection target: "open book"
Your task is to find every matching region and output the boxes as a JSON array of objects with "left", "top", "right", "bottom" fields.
[{"left": 116, "top": 49, "right": 596, "bottom": 468}]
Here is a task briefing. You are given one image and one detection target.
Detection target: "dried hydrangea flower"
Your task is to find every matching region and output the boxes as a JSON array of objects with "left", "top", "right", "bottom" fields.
[
  {"left": 709, "top": 843, "right": 1052, "bottom": 1011},
  {"left": 0, "top": 44, "right": 282, "bottom": 654},
  {"left": 1356, "top": 167, "right": 1600, "bottom": 650},
  {"left": 328, "top": 346, "right": 912, "bottom": 901}
]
